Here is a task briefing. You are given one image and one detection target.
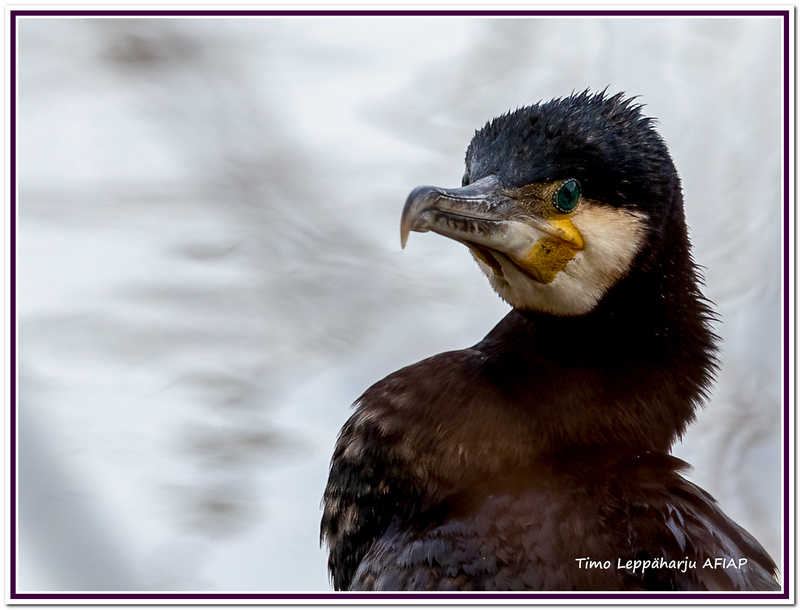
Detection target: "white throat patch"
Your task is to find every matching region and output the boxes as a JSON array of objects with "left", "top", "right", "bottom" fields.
[{"left": 475, "top": 204, "right": 648, "bottom": 316}]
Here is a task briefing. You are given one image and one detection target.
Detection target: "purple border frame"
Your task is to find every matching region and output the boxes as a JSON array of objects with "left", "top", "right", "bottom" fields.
[{"left": 7, "top": 7, "right": 792, "bottom": 603}]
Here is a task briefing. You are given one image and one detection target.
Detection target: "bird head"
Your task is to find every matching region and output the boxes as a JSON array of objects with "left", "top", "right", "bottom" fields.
[{"left": 401, "top": 91, "right": 684, "bottom": 316}]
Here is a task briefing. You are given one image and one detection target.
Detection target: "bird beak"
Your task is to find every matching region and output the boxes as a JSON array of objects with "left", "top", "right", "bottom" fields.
[
  {"left": 401, "top": 175, "right": 508, "bottom": 249},
  {"left": 400, "top": 175, "right": 585, "bottom": 285}
]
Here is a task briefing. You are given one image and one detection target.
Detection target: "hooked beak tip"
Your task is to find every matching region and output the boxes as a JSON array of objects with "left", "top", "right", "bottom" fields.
[{"left": 400, "top": 186, "right": 437, "bottom": 250}]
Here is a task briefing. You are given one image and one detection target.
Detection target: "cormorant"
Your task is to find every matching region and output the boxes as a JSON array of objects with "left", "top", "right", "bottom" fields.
[{"left": 321, "top": 91, "right": 780, "bottom": 591}]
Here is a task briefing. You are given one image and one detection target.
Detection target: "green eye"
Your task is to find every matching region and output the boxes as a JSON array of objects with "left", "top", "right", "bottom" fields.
[{"left": 554, "top": 179, "right": 581, "bottom": 213}]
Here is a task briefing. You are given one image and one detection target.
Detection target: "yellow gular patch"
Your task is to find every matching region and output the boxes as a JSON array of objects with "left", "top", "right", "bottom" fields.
[
  {"left": 514, "top": 218, "right": 586, "bottom": 284},
  {"left": 479, "top": 202, "right": 647, "bottom": 315},
  {"left": 517, "top": 238, "right": 580, "bottom": 284}
]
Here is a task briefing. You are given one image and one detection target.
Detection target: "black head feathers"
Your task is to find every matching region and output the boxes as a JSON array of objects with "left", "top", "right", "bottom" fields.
[{"left": 465, "top": 91, "right": 680, "bottom": 216}]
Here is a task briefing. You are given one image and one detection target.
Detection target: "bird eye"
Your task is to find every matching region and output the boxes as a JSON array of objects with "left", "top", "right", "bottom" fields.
[{"left": 554, "top": 179, "right": 581, "bottom": 213}]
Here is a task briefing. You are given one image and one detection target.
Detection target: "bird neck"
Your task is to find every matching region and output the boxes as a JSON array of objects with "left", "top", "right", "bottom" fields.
[{"left": 492, "top": 227, "right": 717, "bottom": 457}]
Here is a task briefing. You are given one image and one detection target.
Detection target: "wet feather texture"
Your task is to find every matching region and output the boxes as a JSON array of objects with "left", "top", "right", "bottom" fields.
[{"left": 322, "top": 92, "right": 780, "bottom": 591}]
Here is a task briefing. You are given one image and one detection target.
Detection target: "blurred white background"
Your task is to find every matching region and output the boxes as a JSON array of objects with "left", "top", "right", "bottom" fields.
[{"left": 14, "top": 14, "right": 784, "bottom": 592}]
